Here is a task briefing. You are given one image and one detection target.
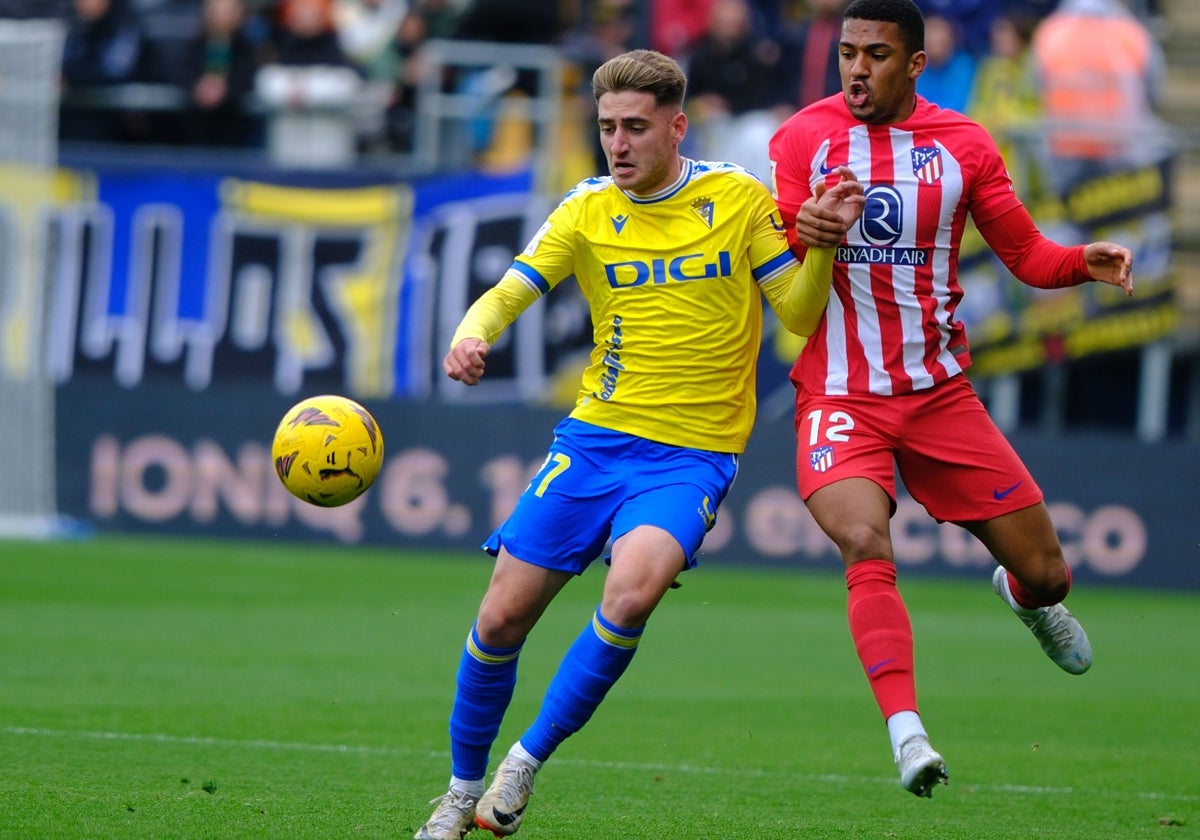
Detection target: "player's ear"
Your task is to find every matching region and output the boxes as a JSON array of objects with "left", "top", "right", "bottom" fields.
[
  {"left": 908, "top": 49, "right": 927, "bottom": 80},
  {"left": 673, "top": 110, "right": 688, "bottom": 144}
]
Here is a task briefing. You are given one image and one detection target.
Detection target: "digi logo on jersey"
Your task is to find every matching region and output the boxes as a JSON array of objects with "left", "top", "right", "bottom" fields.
[
  {"left": 603, "top": 251, "right": 733, "bottom": 288},
  {"left": 837, "top": 184, "right": 928, "bottom": 266}
]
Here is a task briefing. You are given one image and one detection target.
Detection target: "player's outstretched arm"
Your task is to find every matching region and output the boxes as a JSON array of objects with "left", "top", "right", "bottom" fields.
[
  {"left": 442, "top": 273, "right": 541, "bottom": 386},
  {"left": 978, "top": 206, "right": 1134, "bottom": 294},
  {"left": 444, "top": 337, "right": 491, "bottom": 385},
  {"left": 1084, "top": 241, "right": 1135, "bottom": 297}
]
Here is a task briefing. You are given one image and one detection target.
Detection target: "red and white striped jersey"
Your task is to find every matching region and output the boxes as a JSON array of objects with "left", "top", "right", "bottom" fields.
[{"left": 769, "top": 94, "right": 1025, "bottom": 396}]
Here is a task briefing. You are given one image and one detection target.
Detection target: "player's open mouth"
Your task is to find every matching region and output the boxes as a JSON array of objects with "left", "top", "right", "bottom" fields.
[{"left": 848, "top": 82, "right": 869, "bottom": 108}]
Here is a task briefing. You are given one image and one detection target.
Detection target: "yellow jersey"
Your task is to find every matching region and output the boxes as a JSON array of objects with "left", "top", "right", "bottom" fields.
[{"left": 454, "top": 158, "right": 829, "bottom": 453}]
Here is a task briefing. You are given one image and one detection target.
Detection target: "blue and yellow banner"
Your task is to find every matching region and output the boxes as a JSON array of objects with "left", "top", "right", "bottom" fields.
[{"left": 15, "top": 157, "right": 601, "bottom": 400}]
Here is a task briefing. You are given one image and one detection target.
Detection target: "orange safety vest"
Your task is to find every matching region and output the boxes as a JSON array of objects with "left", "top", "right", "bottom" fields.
[{"left": 1032, "top": 13, "right": 1153, "bottom": 158}]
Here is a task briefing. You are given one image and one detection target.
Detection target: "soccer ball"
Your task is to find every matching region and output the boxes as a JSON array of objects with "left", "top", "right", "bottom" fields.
[{"left": 271, "top": 395, "right": 384, "bottom": 507}]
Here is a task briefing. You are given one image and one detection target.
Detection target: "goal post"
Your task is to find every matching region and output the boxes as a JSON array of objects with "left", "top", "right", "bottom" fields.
[{"left": 0, "top": 18, "right": 66, "bottom": 537}]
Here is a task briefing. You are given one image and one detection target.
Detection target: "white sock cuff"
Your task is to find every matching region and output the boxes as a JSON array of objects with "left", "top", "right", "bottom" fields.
[
  {"left": 449, "top": 775, "right": 484, "bottom": 797},
  {"left": 511, "top": 741, "right": 543, "bottom": 770},
  {"left": 886, "top": 710, "right": 926, "bottom": 755}
]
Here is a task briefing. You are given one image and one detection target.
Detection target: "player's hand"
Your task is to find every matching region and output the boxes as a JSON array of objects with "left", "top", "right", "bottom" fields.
[
  {"left": 795, "top": 166, "right": 861, "bottom": 248},
  {"left": 815, "top": 167, "right": 866, "bottom": 230},
  {"left": 443, "top": 337, "right": 491, "bottom": 385},
  {"left": 1083, "top": 241, "right": 1134, "bottom": 297}
]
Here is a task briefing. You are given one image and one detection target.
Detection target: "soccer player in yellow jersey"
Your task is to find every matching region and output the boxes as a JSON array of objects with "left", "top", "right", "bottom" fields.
[{"left": 415, "top": 49, "right": 864, "bottom": 840}]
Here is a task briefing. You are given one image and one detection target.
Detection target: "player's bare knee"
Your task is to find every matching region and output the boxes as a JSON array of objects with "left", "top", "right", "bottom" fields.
[
  {"left": 835, "top": 521, "right": 892, "bottom": 564},
  {"left": 474, "top": 604, "right": 532, "bottom": 649},
  {"left": 599, "top": 590, "right": 656, "bottom": 629}
]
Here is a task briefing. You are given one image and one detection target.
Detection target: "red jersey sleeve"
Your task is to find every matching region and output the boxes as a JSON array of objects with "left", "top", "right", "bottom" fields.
[
  {"left": 956, "top": 113, "right": 1090, "bottom": 288},
  {"left": 977, "top": 204, "right": 1091, "bottom": 289},
  {"left": 960, "top": 118, "right": 1022, "bottom": 226}
]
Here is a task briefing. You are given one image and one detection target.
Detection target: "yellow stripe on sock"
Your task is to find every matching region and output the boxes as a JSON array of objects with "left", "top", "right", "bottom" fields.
[
  {"left": 466, "top": 634, "right": 521, "bottom": 665},
  {"left": 592, "top": 613, "right": 641, "bottom": 649}
]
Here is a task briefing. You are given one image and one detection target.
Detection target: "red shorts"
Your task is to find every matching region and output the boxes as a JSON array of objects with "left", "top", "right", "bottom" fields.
[{"left": 793, "top": 375, "right": 1043, "bottom": 523}]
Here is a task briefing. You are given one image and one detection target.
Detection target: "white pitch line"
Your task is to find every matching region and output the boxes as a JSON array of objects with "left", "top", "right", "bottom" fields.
[{"left": 4, "top": 725, "right": 1198, "bottom": 804}]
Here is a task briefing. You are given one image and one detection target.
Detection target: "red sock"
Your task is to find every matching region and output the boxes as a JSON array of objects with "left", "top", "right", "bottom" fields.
[
  {"left": 845, "top": 559, "right": 917, "bottom": 720},
  {"left": 1006, "top": 564, "right": 1071, "bottom": 609}
]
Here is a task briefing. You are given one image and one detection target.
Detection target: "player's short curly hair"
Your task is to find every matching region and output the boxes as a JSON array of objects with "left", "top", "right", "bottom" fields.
[
  {"left": 844, "top": 0, "right": 925, "bottom": 55},
  {"left": 592, "top": 49, "right": 687, "bottom": 110}
]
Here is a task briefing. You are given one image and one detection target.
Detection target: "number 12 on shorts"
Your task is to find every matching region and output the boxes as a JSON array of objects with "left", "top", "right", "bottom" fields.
[{"left": 805, "top": 409, "right": 855, "bottom": 447}]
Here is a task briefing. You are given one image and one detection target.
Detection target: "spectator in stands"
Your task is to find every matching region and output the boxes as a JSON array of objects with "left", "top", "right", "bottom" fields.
[
  {"left": 255, "top": 0, "right": 364, "bottom": 166},
  {"left": 60, "top": 0, "right": 154, "bottom": 143},
  {"left": 62, "top": 0, "right": 148, "bottom": 87},
  {"left": 174, "top": 0, "right": 264, "bottom": 147},
  {"left": 560, "top": 0, "right": 637, "bottom": 174},
  {"left": 334, "top": 0, "right": 406, "bottom": 80},
  {"left": 1030, "top": 0, "right": 1168, "bottom": 194},
  {"left": 561, "top": 0, "right": 636, "bottom": 83},
  {"left": 333, "top": 0, "right": 408, "bottom": 151},
  {"left": 383, "top": 0, "right": 463, "bottom": 152},
  {"left": 915, "top": 0, "right": 995, "bottom": 56},
  {"left": 444, "top": 0, "right": 572, "bottom": 167},
  {"left": 967, "top": 12, "right": 1040, "bottom": 189},
  {"left": 747, "top": 0, "right": 784, "bottom": 32},
  {"left": 403, "top": 0, "right": 461, "bottom": 41},
  {"left": 779, "top": 0, "right": 847, "bottom": 110},
  {"left": 684, "top": 0, "right": 791, "bottom": 178},
  {"left": 650, "top": 0, "right": 714, "bottom": 57},
  {"left": 262, "top": 0, "right": 357, "bottom": 70},
  {"left": 915, "top": 13, "right": 975, "bottom": 114}
]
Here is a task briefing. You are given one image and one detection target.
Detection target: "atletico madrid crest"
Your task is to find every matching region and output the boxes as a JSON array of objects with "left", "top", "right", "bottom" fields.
[
  {"left": 810, "top": 445, "right": 835, "bottom": 473},
  {"left": 911, "top": 146, "right": 943, "bottom": 184}
]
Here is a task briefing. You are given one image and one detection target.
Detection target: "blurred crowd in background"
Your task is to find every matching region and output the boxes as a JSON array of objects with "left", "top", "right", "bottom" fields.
[{"left": 0, "top": 0, "right": 1171, "bottom": 193}]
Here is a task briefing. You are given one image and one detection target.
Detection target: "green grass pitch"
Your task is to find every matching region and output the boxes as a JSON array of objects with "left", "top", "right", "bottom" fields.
[{"left": 1, "top": 535, "right": 1196, "bottom": 839}]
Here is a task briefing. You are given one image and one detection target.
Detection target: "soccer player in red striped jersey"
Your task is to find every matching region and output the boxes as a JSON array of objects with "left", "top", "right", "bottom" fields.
[{"left": 767, "top": 0, "right": 1134, "bottom": 799}]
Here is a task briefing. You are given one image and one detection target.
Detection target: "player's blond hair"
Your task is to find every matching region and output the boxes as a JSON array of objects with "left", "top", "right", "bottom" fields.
[{"left": 592, "top": 49, "right": 687, "bottom": 110}]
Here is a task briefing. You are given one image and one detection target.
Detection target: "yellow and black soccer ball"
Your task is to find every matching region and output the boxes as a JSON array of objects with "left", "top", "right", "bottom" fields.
[{"left": 271, "top": 395, "right": 384, "bottom": 507}]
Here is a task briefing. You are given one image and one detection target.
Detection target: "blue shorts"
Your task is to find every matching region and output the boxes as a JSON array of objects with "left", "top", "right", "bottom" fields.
[{"left": 483, "top": 418, "right": 739, "bottom": 574}]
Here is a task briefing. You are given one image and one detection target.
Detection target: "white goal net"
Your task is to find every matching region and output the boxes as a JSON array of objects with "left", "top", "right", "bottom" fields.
[{"left": 0, "top": 18, "right": 65, "bottom": 537}]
